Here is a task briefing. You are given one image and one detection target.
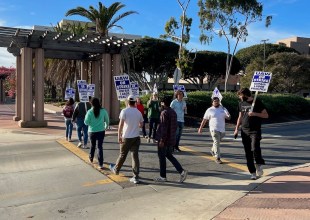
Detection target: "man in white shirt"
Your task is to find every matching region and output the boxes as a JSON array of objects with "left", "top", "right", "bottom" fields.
[
  {"left": 198, "top": 97, "right": 231, "bottom": 164},
  {"left": 109, "top": 95, "right": 144, "bottom": 184}
]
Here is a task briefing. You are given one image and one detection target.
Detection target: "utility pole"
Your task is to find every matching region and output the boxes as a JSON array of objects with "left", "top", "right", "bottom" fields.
[{"left": 261, "top": 39, "right": 269, "bottom": 71}]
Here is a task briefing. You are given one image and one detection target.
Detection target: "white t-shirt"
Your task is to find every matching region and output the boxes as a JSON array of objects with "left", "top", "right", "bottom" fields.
[
  {"left": 119, "top": 107, "right": 144, "bottom": 138},
  {"left": 203, "top": 106, "right": 230, "bottom": 133}
]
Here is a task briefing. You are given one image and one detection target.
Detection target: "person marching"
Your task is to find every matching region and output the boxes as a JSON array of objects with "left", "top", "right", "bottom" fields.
[
  {"left": 84, "top": 97, "right": 110, "bottom": 170},
  {"left": 136, "top": 97, "right": 147, "bottom": 138},
  {"left": 109, "top": 95, "right": 144, "bottom": 184},
  {"left": 62, "top": 98, "right": 75, "bottom": 141},
  {"left": 154, "top": 96, "right": 188, "bottom": 183},
  {"left": 147, "top": 93, "right": 160, "bottom": 143},
  {"left": 234, "top": 88, "right": 269, "bottom": 180},
  {"left": 170, "top": 90, "right": 187, "bottom": 152},
  {"left": 198, "top": 97, "right": 231, "bottom": 164}
]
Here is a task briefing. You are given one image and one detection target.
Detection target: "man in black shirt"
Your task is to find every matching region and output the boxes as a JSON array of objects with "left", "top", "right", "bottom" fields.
[{"left": 234, "top": 88, "right": 269, "bottom": 180}]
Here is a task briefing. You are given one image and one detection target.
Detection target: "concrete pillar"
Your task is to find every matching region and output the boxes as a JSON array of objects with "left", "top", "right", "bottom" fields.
[
  {"left": 18, "top": 47, "right": 33, "bottom": 127},
  {"left": 13, "top": 55, "right": 21, "bottom": 121},
  {"left": 102, "top": 54, "right": 112, "bottom": 115},
  {"left": 111, "top": 54, "right": 121, "bottom": 121},
  {"left": 81, "top": 61, "right": 88, "bottom": 81},
  {"left": 34, "top": 48, "right": 47, "bottom": 126},
  {"left": 91, "top": 61, "right": 100, "bottom": 98}
]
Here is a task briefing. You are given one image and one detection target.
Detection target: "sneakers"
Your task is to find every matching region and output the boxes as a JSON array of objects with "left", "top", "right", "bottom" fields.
[
  {"left": 215, "top": 158, "right": 223, "bottom": 164},
  {"left": 109, "top": 164, "right": 119, "bottom": 175},
  {"left": 68, "top": 138, "right": 72, "bottom": 142},
  {"left": 77, "top": 142, "right": 83, "bottom": 148},
  {"left": 154, "top": 176, "right": 167, "bottom": 182},
  {"left": 83, "top": 144, "right": 90, "bottom": 149},
  {"left": 250, "top": 173, "right": 257, "bottom": 180},
  {"left": 180, "top": 170, "right": 188, "bottom": 183},
  {"left": 210, "top": 150, "right": 215, "bottom": 157},
  {"left": 256, "top": 164, "right": 264, "bottom": 177},
  {"left": 147, "top": 138, "right": 151, "bottom": 143},
  {"left": 98, "top": 165, "right": 104, "bottom": 170},
  {"left": 89, "top": 157, "right": 93, "bottom": 163},
  {"left": 130, "top": 177, "right": 139, "bottom": 184}
]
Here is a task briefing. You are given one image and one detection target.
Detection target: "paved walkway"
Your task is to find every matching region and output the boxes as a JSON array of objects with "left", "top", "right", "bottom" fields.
[{"left": 0, "top": 102, "right": 309, "bottom": 219}]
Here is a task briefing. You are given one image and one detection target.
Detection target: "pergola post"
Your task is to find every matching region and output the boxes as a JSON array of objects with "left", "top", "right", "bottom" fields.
[
  {"left": 91, "top": 61, "right": 100, "bottom": 98},
  {"left": 18, "top": 47, "right": 33, "bottom": 127},
  {"left": 13, "top": 55, "right": 21, "bottom": 121},
  {"left": 111, "top": 54, "right": 121, "bottom": 121},
  {"left": 102, "top": 54, "right": 112, "bottom": 116},
  {"left": 34, "top": 48, "right": 47, "bottom": 126}
]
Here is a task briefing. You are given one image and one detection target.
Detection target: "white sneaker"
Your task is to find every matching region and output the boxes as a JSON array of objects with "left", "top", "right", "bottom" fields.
[
  {"left": 250, "top": 173, "right": 257, "bottom": 180},
  {"left": 256, "top": 164, "right": 264, "bottom": 177},
  {"left": 129, "top": 177, "right": 139, "bottom": 184},
  {"left": 77, "top": 142, "right": 83, "bottom": 148},
  {"left": 180, "top": 170, "right": 188, "bottom": 183},
  {"left": 154, "top": 176, "right": 167, "bottom": 182},
  {"left": 147, "top": 138, "right": 150, "bottom": 143},
  {"left": 83, "top": 144, "right": 90, "bottom": 149}
]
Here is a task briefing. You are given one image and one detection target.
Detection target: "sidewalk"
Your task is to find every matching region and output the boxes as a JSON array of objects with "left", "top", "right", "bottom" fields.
[{"left": 1, "top": 103, "right": 309, "bottom": 219}]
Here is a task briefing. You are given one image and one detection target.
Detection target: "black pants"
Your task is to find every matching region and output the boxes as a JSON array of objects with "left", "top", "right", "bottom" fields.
[
  {"left": 89, "top": 131, "right": 105, "bottom": 167},
  {"left": 157, "top": 144, "right": 183, "bottom": 178},
  {"left": 241, "top": 129, "right": 265, "bottom": 173}
]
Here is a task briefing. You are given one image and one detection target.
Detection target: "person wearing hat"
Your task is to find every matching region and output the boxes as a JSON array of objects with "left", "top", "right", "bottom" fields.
[
  {"left": 109, "top": 95, "right": 144, "bottom": 184},
  {"left": 198, "top": 97, "right": 231, "bottom": 164}
]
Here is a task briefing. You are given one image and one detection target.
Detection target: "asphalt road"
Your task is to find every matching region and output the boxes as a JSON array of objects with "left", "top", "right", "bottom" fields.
[{"left": 0, "top": 118, "right": 309, "bottom": 219}]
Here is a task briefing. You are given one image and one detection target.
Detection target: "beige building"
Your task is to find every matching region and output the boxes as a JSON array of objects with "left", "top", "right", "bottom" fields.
[{"left": 276, "top": 36, "right": 310, "bottom": 55}]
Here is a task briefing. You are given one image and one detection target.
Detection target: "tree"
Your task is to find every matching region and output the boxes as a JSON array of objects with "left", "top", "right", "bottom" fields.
[
  {"left": 242, "top": 53, "right": 310, "bottom": 93},
  {"left": 161, "top": 0, "right": 193, "bottom": 81},
  {"left": 236, "top": 43, "right": 299, "bottom": 69},
  {"left": 186, "top": 51, "right": 241, "bottom": 90},
  {"left": 123, "top": 37, "right": 179, "bottom": 91},
  {"left": 198, "top": 0, "right": 272, "bottom": 92},
  {"left": 266, "top": 53, "right": 310, "bottom": 93},
  {"left": 0, "top": 66, "right": 16, "bottom": 97},
  {"left": 65, "top": 2, "right": 138, "bottom": 36}
]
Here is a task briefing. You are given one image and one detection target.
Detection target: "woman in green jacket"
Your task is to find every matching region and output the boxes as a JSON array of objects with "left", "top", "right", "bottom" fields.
[{"left": 84, "top": 98, "right": 110, "bottom": 169}]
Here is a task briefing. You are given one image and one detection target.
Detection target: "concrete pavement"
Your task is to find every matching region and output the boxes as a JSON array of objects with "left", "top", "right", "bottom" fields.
[{"left": 0, "top": 102, "right": 309, "bottom": 219}]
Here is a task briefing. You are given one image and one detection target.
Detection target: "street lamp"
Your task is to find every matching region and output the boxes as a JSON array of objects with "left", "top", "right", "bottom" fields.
[{"left": 261, "top": 39, "right": 269, "bottom": 71}]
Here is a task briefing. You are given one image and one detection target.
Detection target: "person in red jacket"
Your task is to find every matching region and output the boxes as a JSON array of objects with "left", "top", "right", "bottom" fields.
[{"left": 136, "top": 97, "right": 147, "bottom": 138}]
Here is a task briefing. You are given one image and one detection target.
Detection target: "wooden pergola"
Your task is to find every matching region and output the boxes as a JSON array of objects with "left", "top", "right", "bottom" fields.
[{"left": 0, "top": 26, "right": 135, "bottom": 127}]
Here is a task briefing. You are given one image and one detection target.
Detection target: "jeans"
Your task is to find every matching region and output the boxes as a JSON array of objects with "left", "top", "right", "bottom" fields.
[
  {"left": 115, "top": 137, "right": 140, "bottom": 178},
  {"left": 65, "top": 118, "right": 73, "bottom": 139},
  {"left": 241, "top": 129, "right": 265, "bottom": 173},
  {"left": 210, "top": 130, "right": 225, "bottom": 159},
  {"left": 148, "top": 118, "right": 159, "bottom": 139},
  {"left": 157, "top": 144, "right": 183, "bottom": 178},
  {"left": 141, "top": 120, "right": 147, "bottom": 137},
  {"left": 76, "top": 118, "right": 88, "bottom": 145},
  {"left": 175, "top": 121, "right": 184, "bottom": 149},
  {"left": 89, "top": 131, "right": 105, "bottom": 167}
]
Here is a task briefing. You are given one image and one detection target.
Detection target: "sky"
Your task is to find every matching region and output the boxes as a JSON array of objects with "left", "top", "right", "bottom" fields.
[{"left": 0, "top": 0, "right": 309, "bottom": 67}]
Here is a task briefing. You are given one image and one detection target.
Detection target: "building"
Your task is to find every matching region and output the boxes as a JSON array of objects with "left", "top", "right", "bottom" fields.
[{"left": 276, "top": 37, "right": 310, "bottom": 55}]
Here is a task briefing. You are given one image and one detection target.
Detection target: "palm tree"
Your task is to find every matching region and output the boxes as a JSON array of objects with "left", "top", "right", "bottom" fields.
[{"left": 65, "top": 2, "right": 138, "bottom": 36}]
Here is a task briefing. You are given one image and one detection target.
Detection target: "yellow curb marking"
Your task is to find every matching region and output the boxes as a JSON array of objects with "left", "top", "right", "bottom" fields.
[
  {"left": 179, "top": 146, "right": 248, "bottom": 172},
  {"left": 57, "top": 138, "right": 129, "bottom": 186}
]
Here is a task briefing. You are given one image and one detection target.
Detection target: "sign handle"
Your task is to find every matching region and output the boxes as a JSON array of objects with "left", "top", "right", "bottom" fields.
[{"left": 250, "top": 91, "right": 259, "bottom": 112}]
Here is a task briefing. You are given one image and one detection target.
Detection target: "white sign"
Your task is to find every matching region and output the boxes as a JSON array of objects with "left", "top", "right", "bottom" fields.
[
  {"left": 250, "top": 71, "right": 272, "bottom": 92},
  {"left": 65, "top": 88, "right": 75, "bottom": 100},
  {"left": 114, "top": 75, "right": 131, "bottom": 101},
  {"left": 77, "top": 80, "right": 89, "bottom": 102},
  {"left": 130, "top": 81, "right": 139, "bottom": 97},
  {"left": 87, "top": 84, "right": 95, "bottom": 97},
  {"left": 211, "top": 87, "right": 223, "bottom": 101},
  {"left": 173, "top": 84, "right": 187, "bottom": 98}
]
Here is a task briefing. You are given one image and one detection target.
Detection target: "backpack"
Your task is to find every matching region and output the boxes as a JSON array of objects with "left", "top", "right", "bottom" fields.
[{"left": 63, "top": 105, "right": 74, "bottom": 118}]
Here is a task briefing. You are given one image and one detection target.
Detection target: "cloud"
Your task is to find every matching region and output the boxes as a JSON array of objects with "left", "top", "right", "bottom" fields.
[
  {"left": 0, "top": 19, "right": 6, "bottom": 26},
  {"left": 0, "top": 48, "right": 15, "bottom": 67}
]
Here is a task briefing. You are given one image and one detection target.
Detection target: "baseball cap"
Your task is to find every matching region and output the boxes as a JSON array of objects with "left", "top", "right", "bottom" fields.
[{"left": 127, "top": 95, "right": 136, "bottom": 101}]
